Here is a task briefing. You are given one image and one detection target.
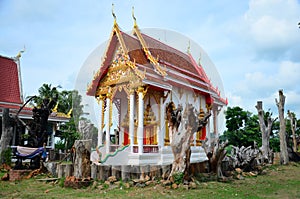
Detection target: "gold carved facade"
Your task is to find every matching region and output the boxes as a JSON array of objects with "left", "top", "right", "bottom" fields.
[{"left": 95, "top": 46, "right": 146, "bottom": 97}]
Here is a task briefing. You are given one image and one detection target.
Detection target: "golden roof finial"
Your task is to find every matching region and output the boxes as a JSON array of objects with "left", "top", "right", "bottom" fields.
[
  {"left": 16, "top": 46, "right": 26, "bottom": 59},
  {"left": 67, "top": 108, "right": 73, "bottom": 118},
  {"left": 52, "top": 102, "right": 59, "bottom": 112},
  {"left": 132, "top": 6, "right": 137, "bottom": 28},
  {"left": 112, "top": 3, "right": 117, "bottom": 25},
  {"left": 187, "top": 40, "right": 191, "bottom": 54},
  {"left": 198, "top": 52, "right": 202, "bottom": 65}
]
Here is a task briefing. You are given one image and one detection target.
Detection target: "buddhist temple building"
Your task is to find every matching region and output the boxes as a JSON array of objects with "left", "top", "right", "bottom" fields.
[
  {"left": 88, "top": 11, "right": 227, "bottom": 166},
  {"left": 0, "top": 54, "right": 69, "bottom": 149}
]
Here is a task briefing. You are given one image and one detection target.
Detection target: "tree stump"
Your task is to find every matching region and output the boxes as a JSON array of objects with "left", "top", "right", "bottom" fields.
[
  {"left": 57, "top": 164, "right": 65, "bottom": 178},
  {"left": 73, "top": 140, "right": 91, "bottom": 178},
  {"left": 112, "top": 166, "right": 121, "bottom": 180},
  {"left": 91, "top": 164, "right": 97, "bottom": 179},
  {"left": 121, "top": 165, "right": 130, "bottom": 182},
  {"left": 99, "top": 165, "right": 111, "bottom": 181},
  {"left": 65, "top": 164, "right": 73, "bottom": 176}
]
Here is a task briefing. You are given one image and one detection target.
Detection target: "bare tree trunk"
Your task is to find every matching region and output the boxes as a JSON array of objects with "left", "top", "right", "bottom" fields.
[
  {"left": 169, "top": 125, "right": 192, "bottom": 176},
  {"left": 74, "top": 140, "right": 92, "bottom": 178},
  {"left": 167, "top": 103, "right": 210, "bottom": 180},
  {"left": 183, "top": 143, "right": 192, "bottom": 182},
  {"left": 216, "top": 141, "right": 229, "bottom": 178},
  {"left": 275, "top": 90, "right": 289, "bottom": 165},
  {"left": 288, "top": 110, "right": 297, "bottom": 152},
  {"left": 0, "top": 108, "right": 14, "bottom": 164},
  {"left": 255, "top": 101, "right": 275, "bottom": 163},
  {"left": 203, "top": 138, "right": 229, "bottom": 178}
]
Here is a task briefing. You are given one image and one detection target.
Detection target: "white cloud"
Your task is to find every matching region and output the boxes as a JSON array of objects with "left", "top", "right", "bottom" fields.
[
  {"left": 227, "top": 92, "right": 244, "bottom": 108},
  {"left": 229, "top": 59, "right": 300, "bottom": 116},
  {"left": 2, "top": 0, "right": 300, "bottom": 122},
  {"left": 242, "top": 0, "right": 300, "bottom": 61},
  {"left": 235, "top": 60, "right": 300, "bottom": 95},
  {"left": 278, "top": 61, "right": 300, "bottom": 85}
]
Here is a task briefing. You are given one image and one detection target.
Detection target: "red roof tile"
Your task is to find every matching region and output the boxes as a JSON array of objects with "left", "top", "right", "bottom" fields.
[
  {"left": 140, "top": 33, "right": 207, "bottom": 81},
  {"left": 0, "top": 56, "right": 23, "bottom": 105},
  {"left": 86, "top": 26, "right": 227, "bottom": 105}
]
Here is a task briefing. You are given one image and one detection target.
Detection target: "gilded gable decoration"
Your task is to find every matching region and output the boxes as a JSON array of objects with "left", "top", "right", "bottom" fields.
[{"left": 131, "top": 7, "right": 167, "bottom": 77}]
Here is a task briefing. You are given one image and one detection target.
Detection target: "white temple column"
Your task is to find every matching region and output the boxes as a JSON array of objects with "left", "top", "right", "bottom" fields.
[
  {"left": 159, "top": 97, "right": 165, "bottom": 148},
  {"left": 97, "top": 95, "right": 105, "bottom": 147},
  {"left": 213, "top": 107, "right": 218, "bottom": 138},
  {"left": 137, "top": 87, "right": 145, "bottom": 154},
  {"left": 105, "top": 94, "right": 111, "bottom": 154},
  {"left": 207, "top": 106, "right": 211, "bottom": 147},
  {"left": 129, "top": 91, "right": 135, "bottom": 152},
  {"left": 51, "top": 125, "right": 56, "bottom": 149},
  {"left": 24, "top": 128, "right": 29, "bottom": 145}
]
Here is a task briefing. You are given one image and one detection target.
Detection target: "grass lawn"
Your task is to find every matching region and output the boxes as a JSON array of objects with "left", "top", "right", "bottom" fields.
[{"left": 1, "top": 163, "right": 300, "bottom": 199}]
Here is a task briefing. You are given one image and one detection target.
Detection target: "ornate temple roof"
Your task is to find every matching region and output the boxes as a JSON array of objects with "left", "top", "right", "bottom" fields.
[
  {"left": 0, "top": 54, "right": 70, "bottom": 122},
  {"left": 0, "top": 55, "right": 23, "bottom": 107},
  {"left": 86, "top": 17, "right": 227, "bottom": 106}
]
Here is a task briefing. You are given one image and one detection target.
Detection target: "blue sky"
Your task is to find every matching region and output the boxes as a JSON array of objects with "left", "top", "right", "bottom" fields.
[{"left": 1, "top": 0, "right": 300, "bottom": 122}]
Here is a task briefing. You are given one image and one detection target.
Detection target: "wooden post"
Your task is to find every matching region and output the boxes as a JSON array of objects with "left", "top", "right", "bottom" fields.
[
  {"left": 99, "top": 165, "right": 111, "bottom": 181},
  {"left": 112, "top": 166, "right": 121, "bottom": 180},
  {"left": 91, "top": 164, "right": 97, "bottom": 179},
  {"left": 64, "top": 164, "right": 73, "bottom": 177},
  {"left": 121, "top": 165, "right": 130, "bottom": 181},
  {"left": 57, "top": 164, "right": 65, "bottom": 178}
]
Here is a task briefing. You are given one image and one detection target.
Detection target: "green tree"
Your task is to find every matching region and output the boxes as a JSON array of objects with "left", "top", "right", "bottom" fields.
[
  {"left": 57, "top": 90, "right": 73, "bottom": 114},
  {"left": 27, "top": 84, "right": 74, "bottom": 115},
  {"left": 71, "top": 90, "right": 84, "bottom": 126},
  {"left": 221, "top": 106, "right": 281, "bottom": 152},
  {"left": 59, "top": 117, "right": 80, "bottom": 150},
  {"left": 221, "top": 106, "right": 261, "bottom": 147},
  {"left": 28, "top": 83, "right": 59, "bottom": 107},
  {"left": 272, "top": 112, "right": 300, "bottom": 152},
  {"left": 28, "top": 84, "right": 87, "bottom": 150}
]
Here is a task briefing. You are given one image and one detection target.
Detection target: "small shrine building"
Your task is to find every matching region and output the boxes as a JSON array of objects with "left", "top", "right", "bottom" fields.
[
  {"left": 87, "top": 13, "right": 227, "bottom": 166},
  {"left": 0, "top": 54, "right": 69, "bottom": 149}
]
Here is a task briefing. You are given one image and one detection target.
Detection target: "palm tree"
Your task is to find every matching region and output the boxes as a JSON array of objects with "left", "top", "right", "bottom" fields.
[
  {"left": 26, "top": 83, "right": 60, "bottom": 107},
  {"left": 57, "top": 90, "right": 73, "bottom": 114}
]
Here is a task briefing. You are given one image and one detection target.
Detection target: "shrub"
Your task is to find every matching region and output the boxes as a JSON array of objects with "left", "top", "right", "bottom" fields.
[
  {"left": 172, "top": 172, "right": 184, "bottom": 184},
  {"left": 1, "top": 148, "right": 12, "bottom": 166}
]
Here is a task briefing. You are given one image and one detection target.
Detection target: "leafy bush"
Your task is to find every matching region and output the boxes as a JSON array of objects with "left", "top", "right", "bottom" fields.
[
  {"left": 1, "top": 148, "right": 12, "bottom": 166},
  {"left": 59, "top": 177, "right": 66, "bottom": 187},
  {"left": 172, "top": 172, "right": 184, "bottom": 184}
]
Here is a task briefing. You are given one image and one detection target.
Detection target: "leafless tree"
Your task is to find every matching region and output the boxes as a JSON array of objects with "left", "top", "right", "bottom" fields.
[
  {"left": 275, "top": 90, "right": 289, "bottom": 165},
  {"left": 255, "top": 101, "right": 276, "bottom": 163}
]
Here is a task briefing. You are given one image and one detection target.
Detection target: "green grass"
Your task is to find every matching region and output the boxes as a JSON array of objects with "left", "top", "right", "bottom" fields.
[{"left": 1, "top": 163, "right": 300, "bottom": 199}]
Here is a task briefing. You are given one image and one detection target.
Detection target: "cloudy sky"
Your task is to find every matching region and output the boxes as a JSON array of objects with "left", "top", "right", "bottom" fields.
[{"left": 1, "top": 0, "right": 300, "bottom": 122}]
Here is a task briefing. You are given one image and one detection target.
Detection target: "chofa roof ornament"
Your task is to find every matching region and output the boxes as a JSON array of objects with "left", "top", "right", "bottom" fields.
[{"left": 112, "top": 3, "right": 117, "bottom": 25}]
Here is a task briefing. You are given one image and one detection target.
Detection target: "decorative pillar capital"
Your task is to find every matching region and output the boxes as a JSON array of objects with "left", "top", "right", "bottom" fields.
[
  {"left": 129, "top": 88, "right": 135, "bottom": 95},
  {"left": 98, "top": 94, "right": 106, "bottom": 102},
  {"left": 206, "top": 104, "right": 212, "bottom": 112},
  {"left": 136, "top": 86, "right": 148, "bottom": 99},
  {"left": 106, "top": 92, "right": 112, "bottom": 99},
  {"left": 105, "top": 86, "right": 117, "bottom": 100}
]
